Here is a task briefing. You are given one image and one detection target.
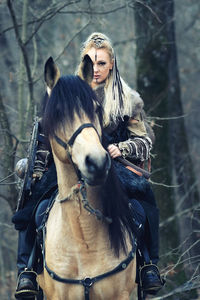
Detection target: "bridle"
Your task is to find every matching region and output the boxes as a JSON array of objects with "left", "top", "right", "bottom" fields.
[
  {"left": 54, "top": 123, "right": 99, "bottom": 180},
  {"left": 53, "top": 122, "right": 112, "bottom": 224},
  {"left": 54, "top": 123, "right": 99, "bottom": 154}
]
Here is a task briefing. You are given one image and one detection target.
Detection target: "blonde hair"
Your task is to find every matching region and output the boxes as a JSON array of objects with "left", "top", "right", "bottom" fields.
[{"left": 77, "top": 32, "right": 142, "bottom": 126}]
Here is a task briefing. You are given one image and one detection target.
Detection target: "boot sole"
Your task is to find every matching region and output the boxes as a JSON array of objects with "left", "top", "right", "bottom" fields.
[
  {"left": 143, "top": 285, "right": 163, "bottom": 295},
  {"left": 15, "top": 289, "right": 39, "bottom": 299}
]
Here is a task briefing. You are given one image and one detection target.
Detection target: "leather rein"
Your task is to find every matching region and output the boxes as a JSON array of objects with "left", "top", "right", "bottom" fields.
[{"left": 42, "top": 122, "right": 136, "bottom": 299}]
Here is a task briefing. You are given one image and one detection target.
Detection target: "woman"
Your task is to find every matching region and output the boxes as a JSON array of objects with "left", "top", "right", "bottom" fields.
[
  {"left": 13, "top": 33, "right": 164, "bottom": 299},
  {"left": 77, "top": 32, "right": 164, "bottom": 294}
]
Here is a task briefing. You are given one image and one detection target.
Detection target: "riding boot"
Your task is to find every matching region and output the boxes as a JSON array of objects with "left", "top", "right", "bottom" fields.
[
  {"left": 15, "top": 229, "right": 39, "bottom": 299},
  {"left": 137, "top": 242, "right": 165, "bottom": 295},
  {"left": 138, "top": 207, "right": 165, "bottom": 295},
  {"left": 130, "top": 199, "right": 165, "bottom": 295}
]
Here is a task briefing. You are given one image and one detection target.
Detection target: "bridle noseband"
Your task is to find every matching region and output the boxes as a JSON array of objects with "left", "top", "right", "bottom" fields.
[
  {"left": 54, "top": 123, "right": 100, "bottom": 180},
  {"left": 54, "top": 123, "right": 99, "bottom": 151}
]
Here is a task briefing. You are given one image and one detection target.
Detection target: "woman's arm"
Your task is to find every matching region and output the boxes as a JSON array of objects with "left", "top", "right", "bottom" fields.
[
  {"left": 32, "top": 121, "right": 52, "bottom": 180},
  {"left": 111, "top": 113, "right": 152, "bottom": 161}
]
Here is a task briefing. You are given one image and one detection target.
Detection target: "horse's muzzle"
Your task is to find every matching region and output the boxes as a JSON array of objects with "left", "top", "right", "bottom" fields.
[{"left": 84, "top": 152, "right": 111, "bottom": 186}]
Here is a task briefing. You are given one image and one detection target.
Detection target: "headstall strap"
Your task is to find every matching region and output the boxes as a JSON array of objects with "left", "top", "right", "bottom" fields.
[
  {"left": 54, "top": 135, "right": 68, "bottom": 150},
  {"left": 54, "top": 123, "right": 100, "bottom": 182},
  {"left": 68, "top": 123, "right": 99, "bottom": 146},
  {"left": 54, "top": 123, "right": 100, "bottom": 150}
]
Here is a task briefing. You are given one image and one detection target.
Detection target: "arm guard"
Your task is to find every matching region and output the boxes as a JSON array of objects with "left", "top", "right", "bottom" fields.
[
  {"left": 117, "top": 136, "right": 152, "bottom": 161},
  {"left": 33, "top": 133, "right": 51, "bottom": 179},
  {"left": 33, "top": 124, "right": 52, "bottom": 180}
]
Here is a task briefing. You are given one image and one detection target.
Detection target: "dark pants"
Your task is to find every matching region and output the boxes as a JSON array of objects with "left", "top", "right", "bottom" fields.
[
  {"left": 13, "top": 163, "right": 57, "bottom": 274},
  {"left": 114, "top": 161, "right": 159, "bottom": 264},
  {"left": 17, "top": 229, "right": 34, "bottom": 274}
]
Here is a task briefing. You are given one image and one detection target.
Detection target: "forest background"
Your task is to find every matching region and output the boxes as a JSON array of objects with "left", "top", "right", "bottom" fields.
[{"left": 0, "top": 0, "right": 199, "bottom": 299}]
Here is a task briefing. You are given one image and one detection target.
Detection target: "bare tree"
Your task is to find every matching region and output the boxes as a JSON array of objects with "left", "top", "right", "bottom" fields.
[
  {"left": 134, "top": 0, "right": 200, "bottom": 298},
  {"left": 0, "top": 0, "right": 199, "bottom": 299}
]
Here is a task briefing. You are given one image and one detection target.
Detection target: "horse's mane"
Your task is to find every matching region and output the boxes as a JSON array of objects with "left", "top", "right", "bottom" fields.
[
  {"left": 102, "top": 137, "right": 137, "bottom": 257},
  {"left": 43, "top": 75, "right": 136, "bottom": 256},
  {"left": 43, "top": 75, "right": 102, "bottom": 137}
]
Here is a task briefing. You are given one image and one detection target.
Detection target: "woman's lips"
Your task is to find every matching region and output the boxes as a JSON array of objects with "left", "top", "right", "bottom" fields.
[{"left": 94, "top": 75, "right": 100, "bottom": 79}]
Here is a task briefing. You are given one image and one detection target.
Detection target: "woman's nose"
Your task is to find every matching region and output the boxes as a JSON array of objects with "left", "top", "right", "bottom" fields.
[{"left": 93, "top": 64, "right": 99, "bottom": 72}]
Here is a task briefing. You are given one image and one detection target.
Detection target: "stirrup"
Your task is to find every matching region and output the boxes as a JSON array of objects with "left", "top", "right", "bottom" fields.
[
  {"left": 15, "top": 269, "right": 39, "bottom": 299},
  {"left": 139, "top": 263, "right": 165, "bottom": 295}
]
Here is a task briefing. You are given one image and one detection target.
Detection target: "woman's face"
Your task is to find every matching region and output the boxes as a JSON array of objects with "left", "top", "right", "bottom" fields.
[{"left": 86, "top": 47, "right": 113, "bottom": 88}]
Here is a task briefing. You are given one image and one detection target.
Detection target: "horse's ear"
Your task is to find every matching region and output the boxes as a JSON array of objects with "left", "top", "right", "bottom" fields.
[
  {"left": 44, "top": 57, "right": 60, "bottom": 94},
  {"left": 81, "top": 55, "right": 93, "bottom": 85}
]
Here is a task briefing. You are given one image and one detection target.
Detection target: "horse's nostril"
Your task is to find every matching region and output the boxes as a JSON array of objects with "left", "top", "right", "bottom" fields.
[
  {"left": 85, "top": 155, "right": 96, "bottom": 173},
  {"left": 85, "top": 153, "right": 111, "bottom": 175}
]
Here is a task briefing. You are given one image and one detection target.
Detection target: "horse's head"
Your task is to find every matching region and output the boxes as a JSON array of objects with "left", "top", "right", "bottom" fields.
[{"left": 43, "top": 57, "right": 111, "bottom": 185}]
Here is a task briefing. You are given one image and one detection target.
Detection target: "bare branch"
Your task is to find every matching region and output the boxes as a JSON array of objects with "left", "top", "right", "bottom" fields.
[
  {"left": 160, "top": 203, "right": 200, "bottom": 228},
  {"left": 0, "top": 172, "right": 16, "bottom": 184},
  {"left": 149, "top": 179, "right": 180, "bottom": 188},
  {"left": 129, "top": 0, "right": 162, "bottom": 23},
  {"left": 25, "top": 0, "right": 81, "bottom": 45},
  {"left": 7, "top": 0, "right": 34, "bottom": 118},
  {"left": 56, "top": 21, "right": 91, "bottom": 61},
  {"left": 59, "top": 3, "right": 127, "bottom": 16},
  {"left": 1, "top": 1, "right": 127, "bottom": 39},
  {"left": 147, "top": 113, "right": 189, "bottom": 121},
  {"left": 0, "top": 193, "right": 9, "bottom": 202},
  {"left": 152, "top": 281, "right": 200, "bottom": 299},
  {"left": 0, "top": 223, "right": 14, "bottom": 229}
]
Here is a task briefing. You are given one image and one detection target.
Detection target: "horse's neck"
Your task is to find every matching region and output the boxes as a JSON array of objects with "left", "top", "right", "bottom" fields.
[
  {"left": 54, "top": 159, "right": 107, "bottom": 249},
  {"left": 55, "top": 159, "right": 77, "bottom": 198}
]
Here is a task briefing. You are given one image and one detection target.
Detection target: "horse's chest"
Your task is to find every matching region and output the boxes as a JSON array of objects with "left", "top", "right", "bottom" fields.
[{"left": 42, "top": 256, "right": 136, "bottom": 300}]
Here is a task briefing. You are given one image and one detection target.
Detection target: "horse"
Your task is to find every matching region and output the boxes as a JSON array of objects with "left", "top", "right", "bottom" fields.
[{"left": 37, "top": 56, "right": 138, "bottom": 300}]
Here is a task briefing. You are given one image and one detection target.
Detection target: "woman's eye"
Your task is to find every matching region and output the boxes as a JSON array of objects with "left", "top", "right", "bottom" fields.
[{"left": 99, "top": 62, "right": 106, "bottom": 66}]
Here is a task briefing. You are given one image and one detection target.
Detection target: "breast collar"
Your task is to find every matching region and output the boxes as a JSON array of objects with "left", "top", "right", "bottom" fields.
[{"left": 42, "top": 221, "right": 137, "bottom": 300}]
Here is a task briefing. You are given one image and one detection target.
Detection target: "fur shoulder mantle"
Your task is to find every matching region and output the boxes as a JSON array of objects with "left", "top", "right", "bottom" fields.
[
  {"left": 129, "top": 89, "right": 144, "bottom": 118},
  {"left": 94, "top": 82, "right": 144, "bottom": 118}
]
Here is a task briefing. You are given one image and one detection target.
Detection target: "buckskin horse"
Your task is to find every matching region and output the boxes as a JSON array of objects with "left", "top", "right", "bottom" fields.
[{"left": 36, "top": 56, "right": 138, "bottom": 300}]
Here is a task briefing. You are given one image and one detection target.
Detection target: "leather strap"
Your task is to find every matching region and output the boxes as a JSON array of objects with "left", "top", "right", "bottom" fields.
[
  {"left": 54, "top": 123, "right": 100, "bottom": 181},
  {"left": 116, "top": 157, "right": 151, "bottom": 179},
  {"left": 44, "top": 241, "right": 137, "bottom": 300},
  {"left": 54, "top": 123, "right": 99, "bottom": 149},
  {"left": 68, "top": 123, "right": 98, "bottom": 146}
]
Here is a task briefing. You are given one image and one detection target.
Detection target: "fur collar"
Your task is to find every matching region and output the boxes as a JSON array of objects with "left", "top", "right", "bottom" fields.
[{"left": 93, "top": 83, "right": 144, "bottom": 118}]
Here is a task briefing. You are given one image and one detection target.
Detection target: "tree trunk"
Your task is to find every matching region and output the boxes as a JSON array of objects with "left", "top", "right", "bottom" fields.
[
  {"left": 134, "top": 0, "right": 199, "bottom": 293},
  {"left": 0, "top": 91, "right": 18, "bottom": 211}
]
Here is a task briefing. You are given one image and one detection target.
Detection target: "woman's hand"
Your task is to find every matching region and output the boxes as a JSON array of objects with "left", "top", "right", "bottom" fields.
[{"left": 107, "top": 144, "right": 122, "bottom": 159}]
